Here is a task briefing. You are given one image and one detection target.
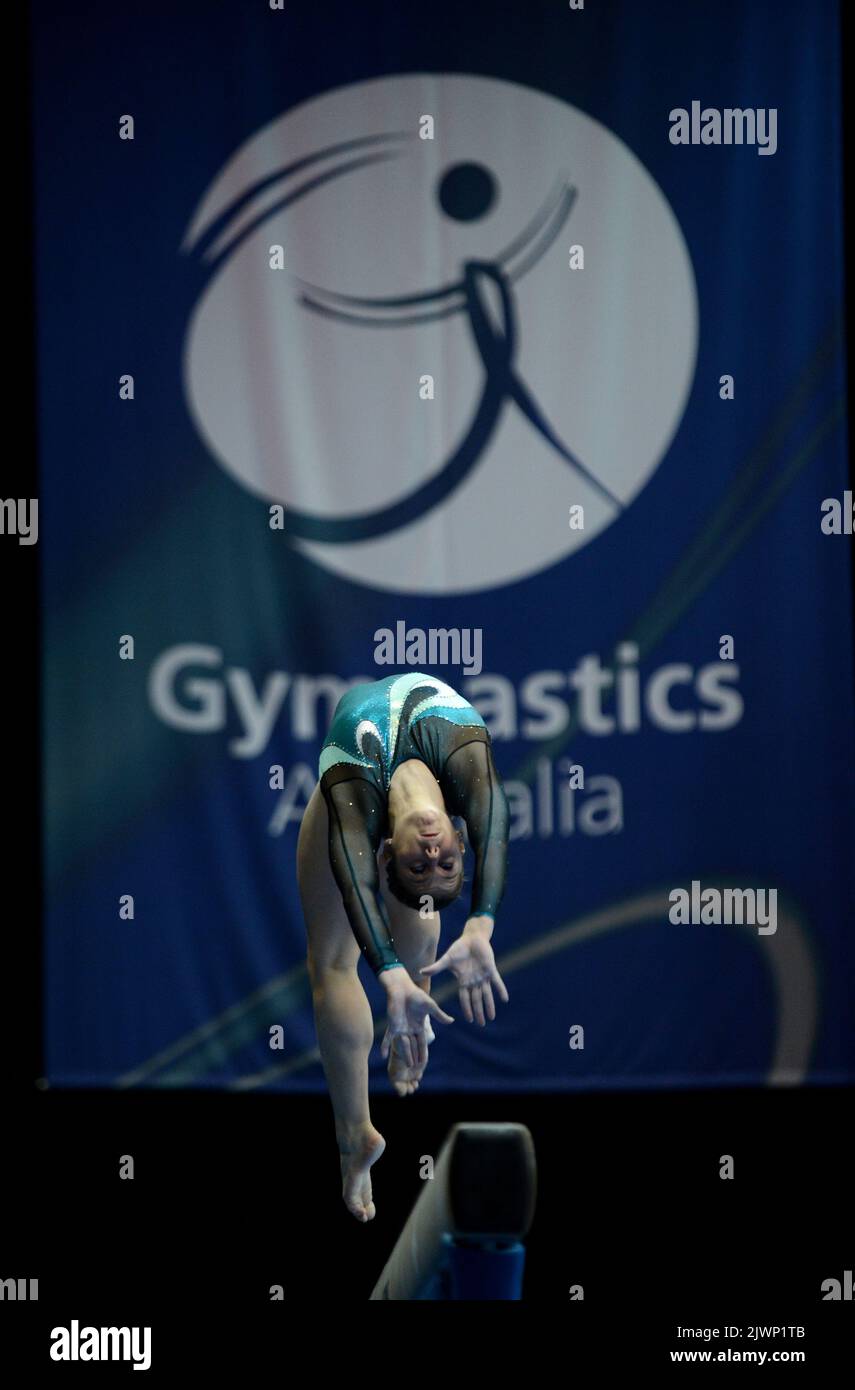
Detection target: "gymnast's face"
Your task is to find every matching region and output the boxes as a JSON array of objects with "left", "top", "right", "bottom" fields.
[{"left": 387, "top": 810, "right": 464, "bottom": 897}]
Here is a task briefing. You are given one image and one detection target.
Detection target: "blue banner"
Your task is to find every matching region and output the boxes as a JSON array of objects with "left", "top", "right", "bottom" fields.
[{"left": 37, "top": 0, "right": 853, "bottom": 1092}]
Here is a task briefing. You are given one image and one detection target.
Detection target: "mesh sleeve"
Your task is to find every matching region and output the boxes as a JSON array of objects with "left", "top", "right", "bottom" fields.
[
  {"left": 441, "top": 737, "right": 509, "bottom": 919},
  {"left": 322, "top": 777, "right": 403, "bottom": 975}
]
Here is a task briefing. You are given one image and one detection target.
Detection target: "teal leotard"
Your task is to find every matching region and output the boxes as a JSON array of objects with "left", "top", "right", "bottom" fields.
[{"left": 319, "top": 673, "right": 509, "bottom": 974}]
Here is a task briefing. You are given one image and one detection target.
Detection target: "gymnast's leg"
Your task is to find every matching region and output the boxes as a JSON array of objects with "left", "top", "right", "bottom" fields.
[{"left": 298, "top": 785, "right": 385, "bottom": 1223}]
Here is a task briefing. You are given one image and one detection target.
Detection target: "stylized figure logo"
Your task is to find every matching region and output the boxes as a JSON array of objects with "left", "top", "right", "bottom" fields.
[{"left": 182, "top": 74, "right": 697, "bottom": 592}]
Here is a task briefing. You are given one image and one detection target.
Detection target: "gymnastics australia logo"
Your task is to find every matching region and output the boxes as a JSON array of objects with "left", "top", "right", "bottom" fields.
[{"left": 181, "top": 73, "right": 698, "bottom": 594}]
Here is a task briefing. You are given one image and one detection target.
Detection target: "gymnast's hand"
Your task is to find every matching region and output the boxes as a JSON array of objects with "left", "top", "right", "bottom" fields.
[
  {"left": 420, "top": 928, "right": 510, "bottom": 1026},
  {"left": 379, "top": 967, "right": 454, "bottom": 1069}
]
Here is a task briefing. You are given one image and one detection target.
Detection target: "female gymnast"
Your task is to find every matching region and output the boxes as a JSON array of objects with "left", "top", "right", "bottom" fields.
[{"left": 297, "top": 671, "right": 510, "bottom": 1222}]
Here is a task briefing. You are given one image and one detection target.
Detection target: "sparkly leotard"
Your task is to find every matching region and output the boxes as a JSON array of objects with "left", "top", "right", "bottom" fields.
[{"left": 319, "top": 673, "right": 509, "bottom": 975}]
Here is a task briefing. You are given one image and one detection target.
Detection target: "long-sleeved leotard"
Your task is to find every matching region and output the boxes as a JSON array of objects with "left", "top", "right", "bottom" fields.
[{"left": 318, "top": 674, "right": 509, "bottom": 975}]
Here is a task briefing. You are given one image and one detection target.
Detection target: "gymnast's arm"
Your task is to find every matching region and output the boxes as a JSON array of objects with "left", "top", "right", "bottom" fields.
[
  {"left": 322, "top": 777, "right": 403, "bottom": 976},
  {"left": 443, "top": 737, "right": 510, "bottom": 934},
  {"left": 422, "top": 737, "right": 510, "bottom": 1022}
]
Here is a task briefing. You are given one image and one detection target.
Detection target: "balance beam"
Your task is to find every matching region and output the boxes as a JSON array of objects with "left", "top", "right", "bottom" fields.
[{"left": 369, "top": 1122, "right": 537, "bottom": 1300}]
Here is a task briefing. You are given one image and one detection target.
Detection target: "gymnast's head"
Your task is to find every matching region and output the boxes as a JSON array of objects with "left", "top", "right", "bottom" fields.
[{"left": 382, "top": 805, "right": 466, "bottom": 911}]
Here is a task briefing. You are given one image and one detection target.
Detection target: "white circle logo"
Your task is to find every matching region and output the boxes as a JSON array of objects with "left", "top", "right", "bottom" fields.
[{"left": 182, "top": 73, "right": 697, "bottom": 593}]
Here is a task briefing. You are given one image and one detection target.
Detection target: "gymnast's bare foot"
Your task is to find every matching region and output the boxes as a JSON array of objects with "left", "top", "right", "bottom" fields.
[{"left": 338, "top": 1123, "right": 386, "bottom": 1222}]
